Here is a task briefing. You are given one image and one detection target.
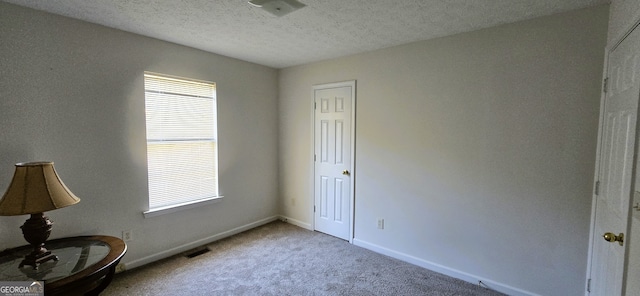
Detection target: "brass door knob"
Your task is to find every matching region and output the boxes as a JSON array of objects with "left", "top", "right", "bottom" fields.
[
  {"left": 603, "top": 232, "right": 624, "bottom": 246},
  {"left": 342, "top": 170, "right": 350, "bottom": 176}
]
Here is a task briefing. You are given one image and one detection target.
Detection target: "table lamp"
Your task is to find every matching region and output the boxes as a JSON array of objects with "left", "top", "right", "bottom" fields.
[{"left": 0, "top": 162, "right": 81, "bottom": 269}]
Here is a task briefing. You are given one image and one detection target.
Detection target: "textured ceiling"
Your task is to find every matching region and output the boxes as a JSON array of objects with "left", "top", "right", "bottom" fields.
[{"left": 2, "top": 0, "right": 609, "bottom": 69}]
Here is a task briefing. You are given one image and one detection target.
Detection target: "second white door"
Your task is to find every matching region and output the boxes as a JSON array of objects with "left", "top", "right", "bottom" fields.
[
  {"left": 314, "top": 81, "right": 355, "bottom": 241},
  {"left": 589, "top": 22, "right": 640, "bottom": 295}
]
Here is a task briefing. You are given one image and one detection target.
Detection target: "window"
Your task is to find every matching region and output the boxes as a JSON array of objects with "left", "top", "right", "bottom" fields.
[{"left": 143, "top": 72, "right": 220, "bottom": 216}]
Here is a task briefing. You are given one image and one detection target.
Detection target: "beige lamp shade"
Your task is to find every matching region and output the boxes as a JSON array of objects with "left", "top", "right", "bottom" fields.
[{"left": 0, "top": 162, "right": 80, "bottom": 216}]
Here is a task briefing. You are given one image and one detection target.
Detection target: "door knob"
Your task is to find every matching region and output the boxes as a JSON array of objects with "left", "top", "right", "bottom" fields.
[
  {"left": 603, "top": 232, "right": 624, "bottom": 246},
  {"left": 342, "top": 170, "right": 350, "bottom": 176}
]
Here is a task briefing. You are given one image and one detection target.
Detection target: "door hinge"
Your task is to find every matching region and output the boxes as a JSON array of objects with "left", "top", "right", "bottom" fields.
[
  {"left": 314, "top": 205, "right": 316, "bottom": 213},
  {"left": 587, "top": 278, "right": 591, "bottom": 293},
  {"left": 595, "top": 181, "right": 600, "bottom": 195},
  {"left": 314, "top": 154, "right": 316, "bottom": 161},
  {"left": 603, "top": 77, "right": 608, "bottom": 93},
  {"left": 314, "top": 102, "right": 317, "bottom": 109}
]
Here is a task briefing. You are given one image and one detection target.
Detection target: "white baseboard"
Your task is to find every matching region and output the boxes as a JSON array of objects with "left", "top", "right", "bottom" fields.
[
  {"left": 278, "top": 215, "right": 312, "bottom": 230},
  {"left": 124, "top": 216, "right": 280, "bottom": 270},
  {"left": 352, "top": 238, "right": 537, "bottom": 296}
]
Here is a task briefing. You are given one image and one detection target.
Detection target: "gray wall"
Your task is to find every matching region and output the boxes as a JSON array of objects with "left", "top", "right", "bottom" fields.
[
  {"left": 608, "top": 0, "right": 640, "bottom": 45},
  {"left": 279, "top": 6, "right": 608, "bottom": 296},
  {"left": 0, "top": 2, "right": 279, "bottom": 268}
]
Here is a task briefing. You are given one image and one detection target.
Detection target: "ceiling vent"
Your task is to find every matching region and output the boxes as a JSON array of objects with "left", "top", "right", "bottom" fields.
[{"left": 248, "top": 0, "right": 306, "bottom": 17}]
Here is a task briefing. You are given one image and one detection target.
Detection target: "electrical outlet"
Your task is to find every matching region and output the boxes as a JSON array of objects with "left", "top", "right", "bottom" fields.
[
  {"left": 377, "top": 219, "right": 384, "bottom": 229},
  {"left": 122, "top": 230, "right": 133, "bottom": 242}
]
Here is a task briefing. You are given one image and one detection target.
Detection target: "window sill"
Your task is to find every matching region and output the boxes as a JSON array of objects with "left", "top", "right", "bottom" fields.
[{"left": 143, "top": 196, "right": 223, "bottom": 218}]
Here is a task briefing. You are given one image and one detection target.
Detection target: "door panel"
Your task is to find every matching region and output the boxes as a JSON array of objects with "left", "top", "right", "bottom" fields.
[
  {"left": 314, "top": 83, "right": 354, "bottom": 240},
  {"left": 590, "top": 24, "right": 640, "bottom": 295}
]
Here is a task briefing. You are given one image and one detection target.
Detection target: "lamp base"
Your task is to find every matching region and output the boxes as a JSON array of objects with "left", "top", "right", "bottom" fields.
[
  {"left": 19, "top": 213, "right": 59, "bottom": 270},
  {"left": 19, "top": 249, "right": 58, "bottom": 269}
]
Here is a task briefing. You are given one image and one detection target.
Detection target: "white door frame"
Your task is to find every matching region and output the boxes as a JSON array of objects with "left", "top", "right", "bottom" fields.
[
  {"left": 310, "top": 80, "right": 356, "bottom": 243},
  {"left": 585, "top": 18, "right": 640, "bottom": 295}
]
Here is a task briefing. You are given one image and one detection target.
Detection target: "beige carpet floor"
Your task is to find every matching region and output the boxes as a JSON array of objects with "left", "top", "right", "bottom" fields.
[{"left": 102, "top": 221, "right": 505, "bottom": 295}]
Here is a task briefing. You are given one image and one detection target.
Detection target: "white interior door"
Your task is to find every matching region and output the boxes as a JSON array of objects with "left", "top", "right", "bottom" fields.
[
  {"left": 589, "top": 24, "right": 640, "bottom": 295},
  {"left": 313, "top": 81, "right": 355, "bottom": 241}
]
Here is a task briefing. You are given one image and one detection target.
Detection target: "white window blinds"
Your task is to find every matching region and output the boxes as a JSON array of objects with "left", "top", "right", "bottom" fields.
[{"left": 144, "top": 73, "right": 219, "bottom": 211}]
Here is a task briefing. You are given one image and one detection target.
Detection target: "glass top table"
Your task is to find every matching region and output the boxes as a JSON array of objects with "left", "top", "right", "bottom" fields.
[{"left": 0, "top": 236, "right": 126, "bottom": 296}]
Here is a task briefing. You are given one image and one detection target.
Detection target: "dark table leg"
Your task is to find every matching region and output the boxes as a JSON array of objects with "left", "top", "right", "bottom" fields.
[{"left": 84, "top": 264, "right": 117, "bottom": 296}]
